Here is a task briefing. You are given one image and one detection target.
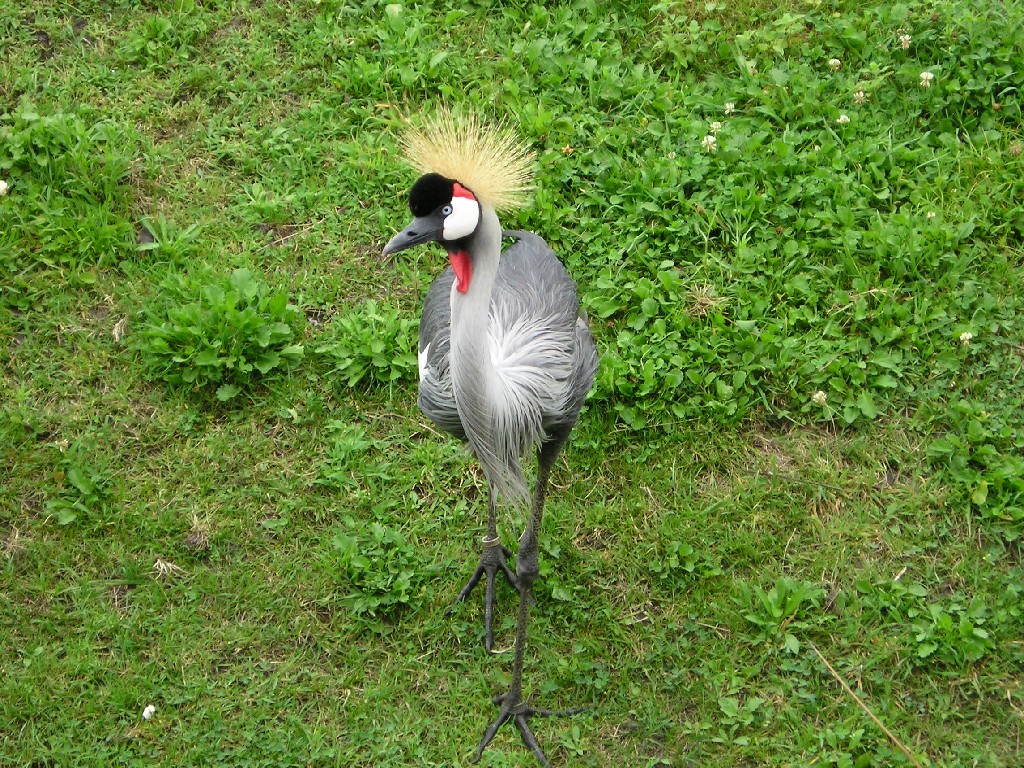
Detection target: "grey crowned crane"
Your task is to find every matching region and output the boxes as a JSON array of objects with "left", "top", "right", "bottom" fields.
[{"left": 381, "top": 111, "right": 598, "bottom": 766}]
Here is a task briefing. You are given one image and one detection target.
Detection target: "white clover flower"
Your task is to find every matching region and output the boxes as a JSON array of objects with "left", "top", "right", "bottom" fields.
[
  {"left": 926, "top": 211, "right": 936, "bottom": 219},
  {"left": 0, "top": 179, "right": 8, "bottom": 196},
  {"left": 837, "top": 114, "right": 850, "bottom": 124},
  {"left": 812, "top": 390, "right": 828, "bottom": 406},
  {"left": 667, "top": 151, "right": 677, "bottom": 160},
  {"left": 828, "top": 58, "right": 842, "bottom": 71},
  {"left": 959, "top": 331, "right": 974, "bottom": 346},
  {"left": 709, "top": 120, "right": 724, "bottom": 134},
  {"left": 701, "top": 134, "right": 718, "bottom": 153},
  {"left": 724, "top": 102, "right": 736, "bottom": 115},
  {"left": 142, "top": 705, "right": 156, "bottom": 720},
  {"left": 385, "top": 3, "right": 403, "bottom": 16},
  {"left": 853, "top": 89, "right": 867, "bottom": 105},
  {"left": 898, "top": 33, "right": 912, "bottom": 50},
  {"left": 919, "top": 71, "right": 934, "bottom": 88}
]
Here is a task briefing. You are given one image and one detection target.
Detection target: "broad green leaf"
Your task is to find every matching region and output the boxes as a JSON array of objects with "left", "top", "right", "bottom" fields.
[
  {"left": 857, "top": 391, "right": 879, "bottom": 419},
  {"left": 215, "top": 383, "right": 242, "bottom": 401},
  {"left": 56, "top": 508, "right": 79, "bottom": 526},
  {"left": 783, "top": 633, "right": 800, "bottom": 654},
  {"left": 66, "top": 467, "right": 94, "bottom": 496},
  {"left": 255, "top": 352, "right": 280, "bottom": 374},
  {"left": 971, "top": 481, "right": 989, "bottom": 506},
  {"left": 194, "top": 349, "right": 221, "bottom": 366},
  {"left": 230, "top": 268, "right": 259, "bottom": 300}
]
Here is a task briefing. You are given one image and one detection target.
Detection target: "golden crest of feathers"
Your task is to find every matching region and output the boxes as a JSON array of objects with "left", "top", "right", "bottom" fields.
[{"left": 400, "top": 108, "right": 535, "bottom": 212}]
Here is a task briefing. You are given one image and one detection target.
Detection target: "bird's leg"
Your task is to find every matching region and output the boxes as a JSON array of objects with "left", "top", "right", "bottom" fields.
[
  {"left": 451, "top": 490, "right": 517, "bottom": 651},
  {"left": 474, "top": 443, "right": 584, "bottom": 767}
]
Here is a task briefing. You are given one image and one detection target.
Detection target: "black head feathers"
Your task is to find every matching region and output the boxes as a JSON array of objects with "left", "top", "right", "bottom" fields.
[{"left": 409, "top": 173, "right": 455, "bottom": 217}]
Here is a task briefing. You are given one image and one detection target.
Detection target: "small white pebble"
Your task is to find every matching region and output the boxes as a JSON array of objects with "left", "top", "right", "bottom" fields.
[{"left": 142, "top": 705, "right": 156, "bottom": 720}]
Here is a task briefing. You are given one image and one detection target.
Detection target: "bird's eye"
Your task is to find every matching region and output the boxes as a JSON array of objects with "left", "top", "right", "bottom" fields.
[{"left": 442, "top": 204, "right": 453, "bottom": 216}]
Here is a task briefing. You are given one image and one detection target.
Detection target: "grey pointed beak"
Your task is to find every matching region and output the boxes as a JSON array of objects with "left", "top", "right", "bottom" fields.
[{"left": 382, "top": 216, "right": 444, "bottom": 256}]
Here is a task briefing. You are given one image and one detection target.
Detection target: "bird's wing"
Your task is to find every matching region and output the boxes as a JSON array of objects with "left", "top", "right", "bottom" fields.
[
  {"left": 417, "top": 268, "right": 464, "bottom": 438},
  {"left": 489, "top": 233, "right": 598, "bottom": 438}
]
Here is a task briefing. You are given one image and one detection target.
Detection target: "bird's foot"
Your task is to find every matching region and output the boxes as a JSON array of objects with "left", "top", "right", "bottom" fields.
[
  {"left": 449, "top": 535, "right": 518, "bottom": 652},
  {"left": 474, "top": 691, "right": 587, "bottom": 767}
]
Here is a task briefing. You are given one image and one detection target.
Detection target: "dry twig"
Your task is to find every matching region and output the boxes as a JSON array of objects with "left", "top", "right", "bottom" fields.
[{"left": 811, "top": 644, "right": 925, "bottom": 768}]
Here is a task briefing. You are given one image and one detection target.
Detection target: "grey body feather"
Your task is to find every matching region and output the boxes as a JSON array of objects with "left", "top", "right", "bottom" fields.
[{"left": 417, "top": 228, "right": 598, "bottom": 506}]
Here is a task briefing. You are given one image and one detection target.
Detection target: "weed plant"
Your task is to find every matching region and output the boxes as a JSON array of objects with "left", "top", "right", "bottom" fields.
[
  {"left": 0, "top": 104, "right": 137, "bottom": 305},
  {"left": 315, "top": 299, "right": 418, "bottom": 388},
  {"left": 138, "top": 267, "right": 305, "bottom": 400}
]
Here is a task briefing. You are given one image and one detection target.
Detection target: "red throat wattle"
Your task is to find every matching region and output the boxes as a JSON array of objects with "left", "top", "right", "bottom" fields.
[{"left": 449, "top": 249, "right": 472, "bottom": 293}]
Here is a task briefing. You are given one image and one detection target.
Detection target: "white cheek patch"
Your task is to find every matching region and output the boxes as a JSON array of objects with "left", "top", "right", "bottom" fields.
[{"left": 442, "top": 196, "right": 480, "bottom": 241}]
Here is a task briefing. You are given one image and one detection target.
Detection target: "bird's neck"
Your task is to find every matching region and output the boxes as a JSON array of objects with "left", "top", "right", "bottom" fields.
[
  {"left": 448, "top": 206, "right": 527, "bottom": 502},
  {"left": 448, "top": 205, "right": 501, "bottom": 351}
]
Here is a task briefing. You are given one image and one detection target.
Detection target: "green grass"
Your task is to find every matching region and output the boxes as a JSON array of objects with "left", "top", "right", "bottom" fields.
[{"left": 2, "top": 0, "right": 1023, "bottom": 765}]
